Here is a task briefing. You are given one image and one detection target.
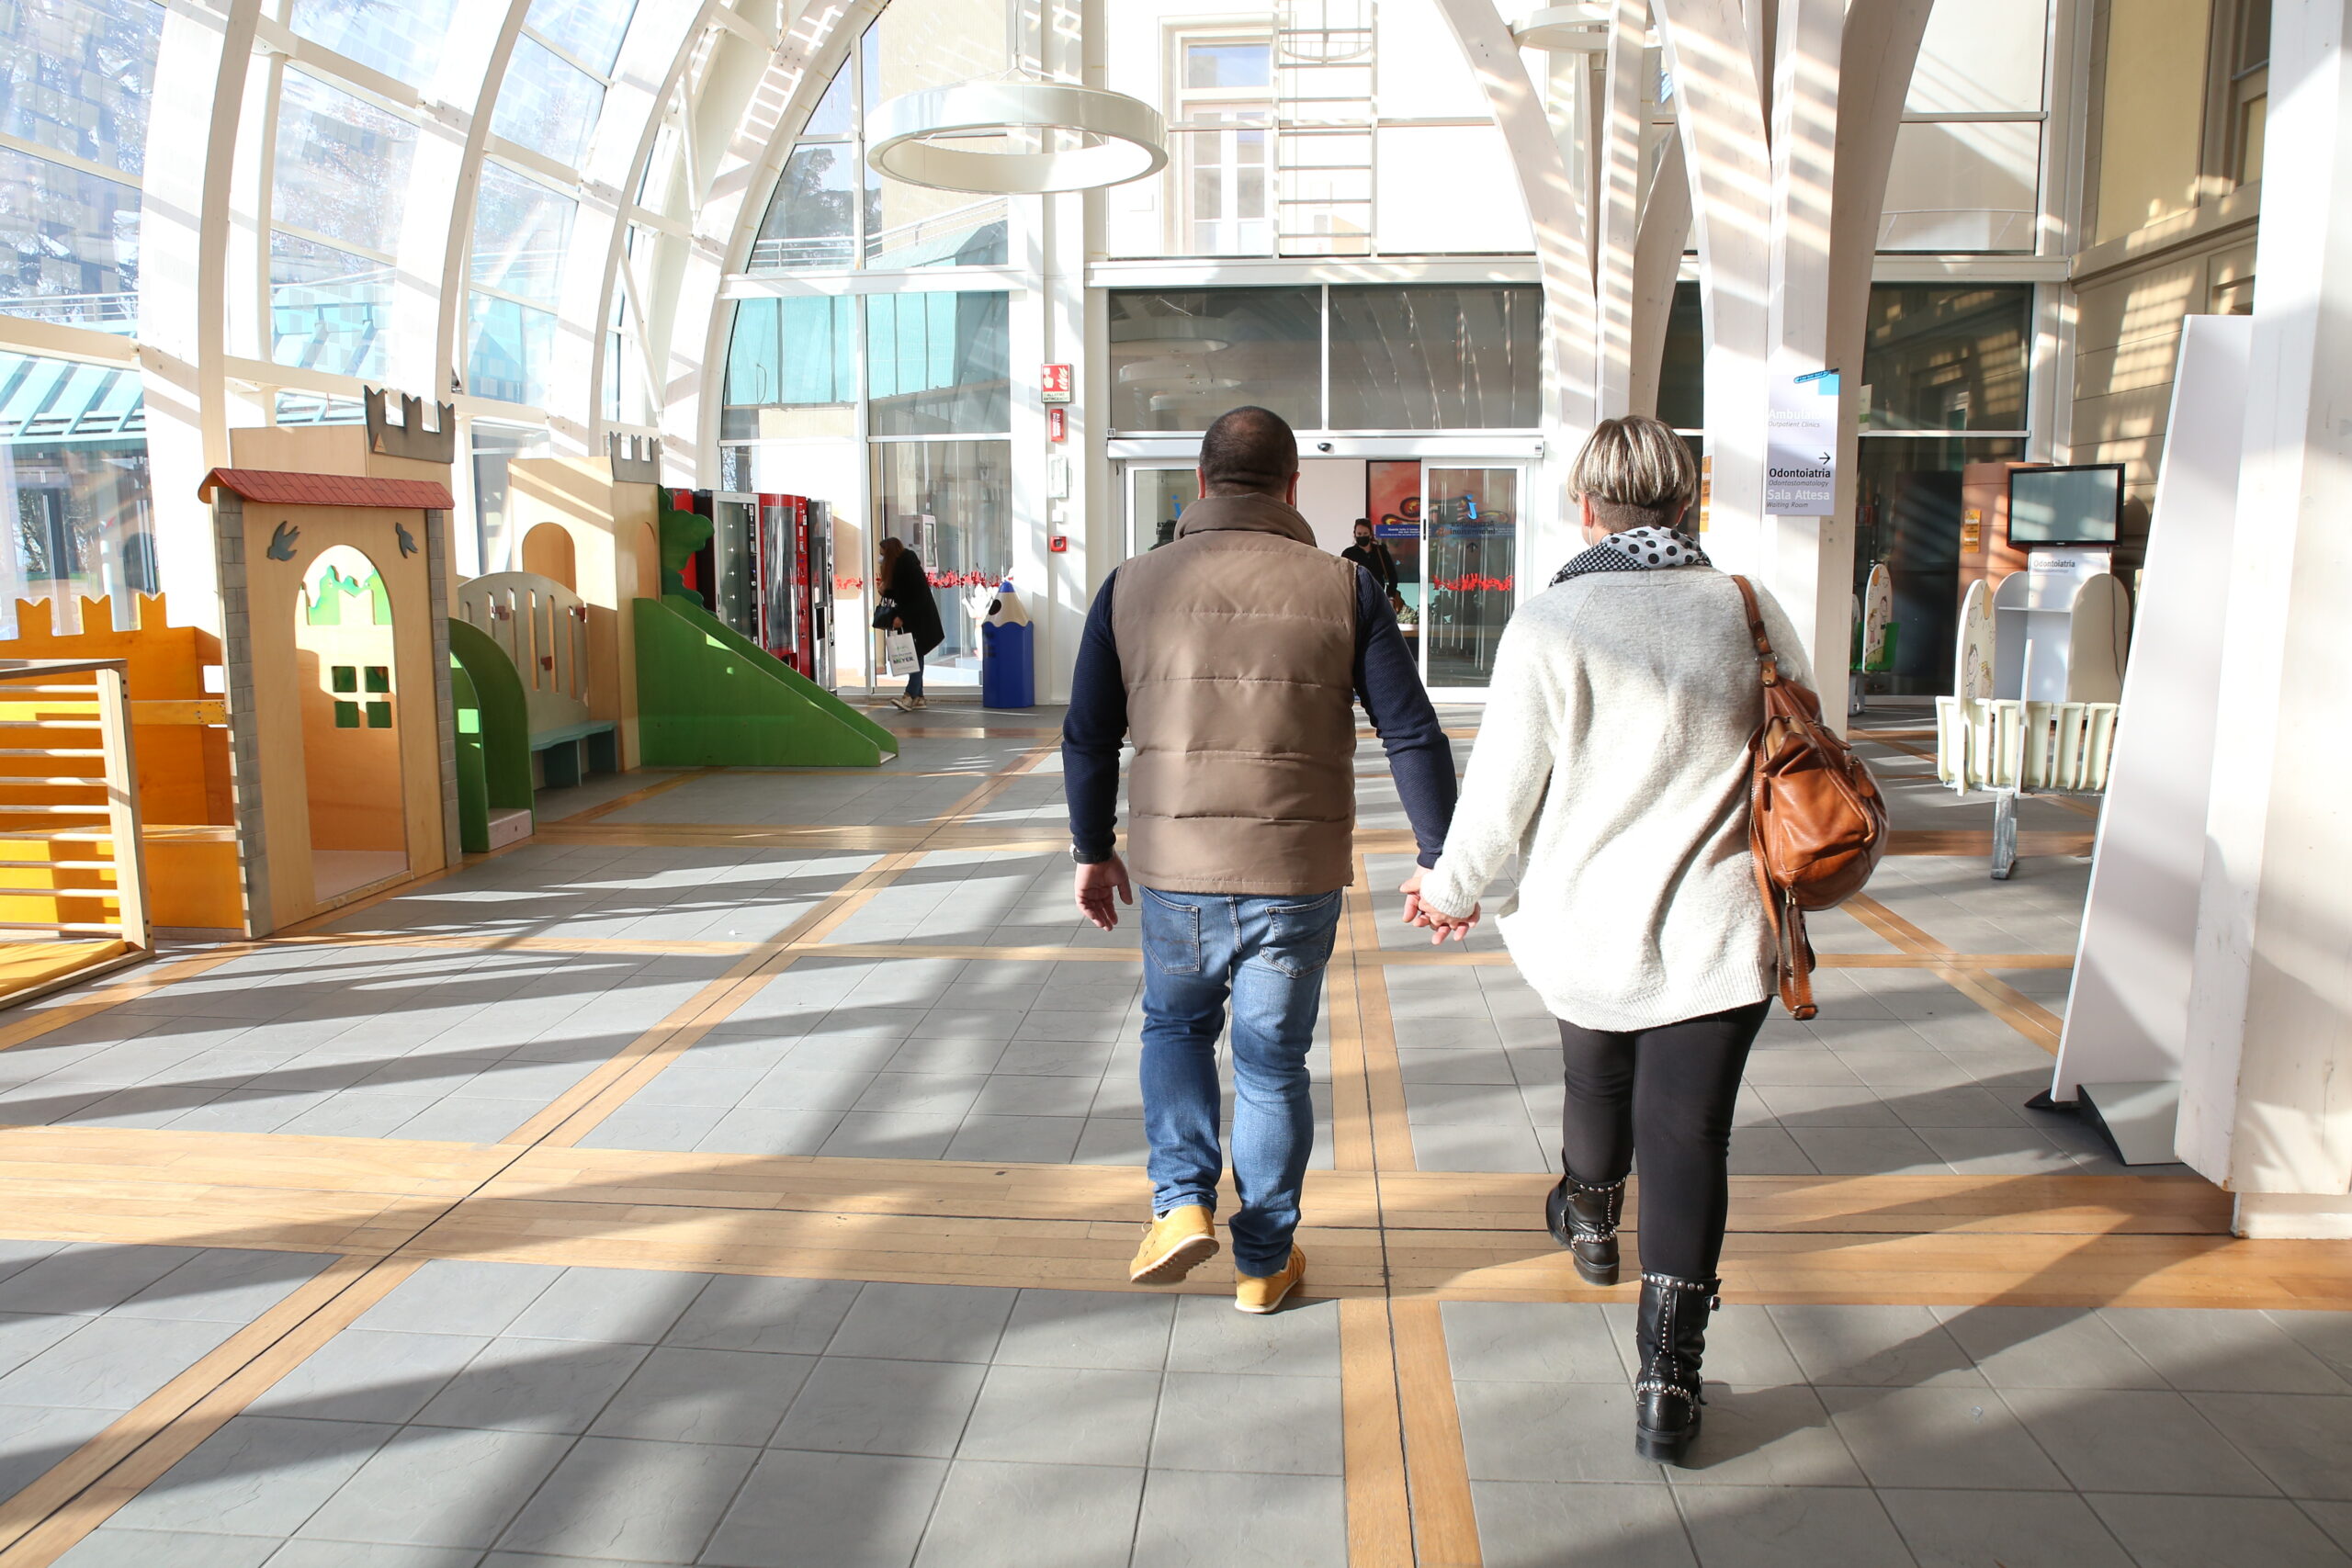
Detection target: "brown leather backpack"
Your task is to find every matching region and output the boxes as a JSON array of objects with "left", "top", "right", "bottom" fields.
[{"left": 1730, "top": 577, "right": 1890, "bottom": 1020}]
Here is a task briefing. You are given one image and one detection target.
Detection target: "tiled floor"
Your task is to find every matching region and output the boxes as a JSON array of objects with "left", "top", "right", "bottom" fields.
[{"left": 0, "top": 697, "right": 2326, "bottom": 1568}]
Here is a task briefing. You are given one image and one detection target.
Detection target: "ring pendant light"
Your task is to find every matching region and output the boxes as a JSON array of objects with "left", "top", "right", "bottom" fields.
[{"left": 866, "top": 76, "right": 1169, "bottom": 195}]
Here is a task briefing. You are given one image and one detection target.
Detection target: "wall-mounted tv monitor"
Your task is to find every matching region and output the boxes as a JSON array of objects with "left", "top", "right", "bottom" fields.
[{"left": 2007, "top": 463, "right": 2124, "bottom": 548}]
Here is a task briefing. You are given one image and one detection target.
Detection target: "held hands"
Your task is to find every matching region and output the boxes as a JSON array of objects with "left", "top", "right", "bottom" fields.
[
  {"left": 1075, "top": 854, "right": 1133, "bottom": 932},
  {"left": 1399, "top": 868, "right": 1480, "bottom": 945}
]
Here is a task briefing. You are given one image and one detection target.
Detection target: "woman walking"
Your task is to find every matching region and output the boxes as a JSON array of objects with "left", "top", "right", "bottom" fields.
[
  {"left": 1407, "top": 415, "right": 1809, "bottom": 1465},
  {"left": 876, "top": 536, "right": 944, "bottom": 711}
]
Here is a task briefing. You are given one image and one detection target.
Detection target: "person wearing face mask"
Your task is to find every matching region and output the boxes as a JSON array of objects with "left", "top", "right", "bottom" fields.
[{"left": 1341, "top": 517, "right": 1405, "bottom": 615}]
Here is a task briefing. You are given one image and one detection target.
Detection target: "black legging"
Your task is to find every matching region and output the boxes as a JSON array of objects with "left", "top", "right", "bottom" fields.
[{"left": 1557, "top": 999, "right": 1770, "bottom": 1281}]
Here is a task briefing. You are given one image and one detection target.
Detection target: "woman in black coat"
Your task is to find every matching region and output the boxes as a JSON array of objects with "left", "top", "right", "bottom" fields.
[{"left": 877, "top": 536, "right": 944, "bottom": 710}]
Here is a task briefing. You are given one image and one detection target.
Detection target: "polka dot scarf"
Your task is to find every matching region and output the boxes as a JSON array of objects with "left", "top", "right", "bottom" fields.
[{"left": 1550, "top": 525, "right": 1713, "bottom": 586}]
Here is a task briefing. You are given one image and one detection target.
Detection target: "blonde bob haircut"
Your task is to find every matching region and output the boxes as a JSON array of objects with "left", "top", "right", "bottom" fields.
[{"left": 1569, "top": 414, "right": 1700, "bottom": 534}]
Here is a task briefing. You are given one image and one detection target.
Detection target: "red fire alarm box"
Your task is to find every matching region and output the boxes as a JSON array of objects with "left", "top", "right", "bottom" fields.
[
  {"left": 1049, "top": 536, "right": 1069, "bottom": 553},
  {"left": 1040, "top": 364, "right": 1073, "bottom": 404},
  {"left": 1046, "top": 407, "right": 1067, "bottom": 442}
]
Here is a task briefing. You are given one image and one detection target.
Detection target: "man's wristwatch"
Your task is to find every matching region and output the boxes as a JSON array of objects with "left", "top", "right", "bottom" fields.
[{"left": 1070, "top": 844, "right": 1112, "bottom": 865}]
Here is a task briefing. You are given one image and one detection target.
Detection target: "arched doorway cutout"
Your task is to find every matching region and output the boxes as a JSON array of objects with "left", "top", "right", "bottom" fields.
[{"left": 296, "top": 545, "right": 410, "bottom": 902}]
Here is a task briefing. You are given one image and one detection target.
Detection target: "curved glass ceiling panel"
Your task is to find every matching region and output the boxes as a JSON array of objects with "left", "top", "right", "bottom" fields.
[
  {"left": 270, "top": 231, "right": 390, "bottom": 379},
  {"left": 467, "top": 293, "right": 559, "bottom": 406},
  {"left": 273, "top": 71, "right": 416, "bottom": 256},
  {"left": 0, "top": 146, "right": 141, "bottom": 328},
  {"left": 0, "top": 0, "right": 164, "bottom": 178},
  {"left": 290, "top": 0, "right": 464, "bottom": 86},
  {"left": 749, "top": 145, "right": 855, "bottom": 272},
  {"left": 471, "top": 161, "right": 575, "bottom": 307},
  {"left": 523, "top": 0, "right": 640, "bottom": 76},
  {"left": 491, "top": 36, "right": 604, "bottom": 168},
  {"left": 805, "top": 61, "right": 853, "bottom": 137}
]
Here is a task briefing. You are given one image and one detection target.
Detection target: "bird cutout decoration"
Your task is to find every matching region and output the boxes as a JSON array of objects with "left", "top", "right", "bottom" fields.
[
  {"left": 394, "top": 520, "right": 419, "bottom": 558},
  {"left": 266, "top": 522, "right": 300, "bottom": 561}
]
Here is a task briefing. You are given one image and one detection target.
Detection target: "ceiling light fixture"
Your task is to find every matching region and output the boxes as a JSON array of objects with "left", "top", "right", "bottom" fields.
[{"left": 867, "top": 76, "right": 1168, "bottom": 195}]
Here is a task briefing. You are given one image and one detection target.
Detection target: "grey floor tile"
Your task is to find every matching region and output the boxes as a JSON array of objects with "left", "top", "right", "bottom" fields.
[
  {"left": 1785, "top": 1125, "right": 1949, "bottom": 1174},
  {"left": 910, "top": 1460, "right": 1143, "bottom": 1568},
  {"left": 702, "top": 1449, "right": 947, "bottom": 1568},
  {"left": 0, "top": 1243, "right": 203, "bottom": 1316},
  {"left": 2190, "top": 1392, "right": 2352, "bottom": 1499},
  {"left": 1167, "top": 1292, "right": 1340, "bottom": 1376},
  {"left": 1072, "top": 1117, "right": 1151, "bottom": 1165},
  {"left": 2103, "top": 1307, "right": 2352, "bottom": 1394},
  {"left": 0, "top": 1315, "right": 240, "bottom": 1410},
  {"left": 2087, "top": 1493, "right": 2352, "bottom": 1568},
  {"left": 107, "top": 1416, "right": 397, "bottom": 1535},
  {"left": 295, "top": 1425, "right": 573, "bottom": 1548},
  {"left": 1752, "top": 1082, "right": 1905, "bottom": 1128},
  {"left": 957, "top": 1364, "right": 1160, "bottom": 1466},
  {"left": 1410, "top": 1120, "right": 1551, "bottom": 1172},
  {"left": 1818, "top": 1384, "right": 2069, "bottom": 1490},
  {"left": 1443, "top": 1302, "right": 1623, "bottom": 1383},
  {"left": 1453, "top": 1380, "right": 1660, "bottom": 1484},
  {"left": 770, "top": 1356, "right": 986, "bottom": 1458},
  {"left": 351, "top": 1261, "right": 557, "bottom": 1337},
  {"left": 1672, "top": 1485, "right": 1915, "bottom": 1568},
  {"left": 248, "top": 1330, "right": 488, "bottom": 1424},
  {"left": 1932, "top": 1305, "right": 2165, "bottom": 1390},
  {"left": 495, "top": 1436, "right": 759, "bottom": 1562},
  {"left": 942, "top": 1114, "right": 1085, "bottom": 1164},
  {"left": 114, "top": 1250, "right": 330, "bottom": 1325},
  {"left": 731, "top": 1067, "right": 876, "bottom": 1112},
  {"left": 827, "top": 1282, "right": 1017, "bottom": 1362},
  {"left": 994, "top": 1291, "right": 1173, "bottom": 1371},
  {"left": 819, "top": 1111, "right": 966, "bottom": 1160},
  {"left": 1767, "top": 1304, "right": 1984, "bottom": 1388},
  {"left": 695, "top": 1108, "right": 846, "bottom": 1156},
  {"left": 1132, "top": 1470, "right": 1346, "bottom": 1568},
  {"left": 589, "top": 1345, "right": 814, "bottom": 1446},
  {"left": 664, "top": 1275, "right": 861, "bottom": 1356},
  {"left": 0, "top": 1404, "right": 119, "bottom": 1495},
  {"left": 503, "top": 1266, "right": 708, "bottom": 1344},
  {"left": 412, "top": 1336, "right": 648, "bottom": 1433},
  {"left": 2269, "top": 1311, "right": 2352, "bottom": 1384},
  {"left": 1468, "top": 1481, "right": 1697, "bottom": 1568},
  {"left": 574, "top": 1101, "right": 729, "bottom": 1152},
  {"left": 52, "top": 1529, "right": 280, "bottom": 1568},
  {"left": 1150, "top": 1370, "right": 1341, "bottom": 1475},
  {"left": 1999, "top": 1385, "right": 2278, "bottom": 1495},
  {"left": 1875, "top": 1488, "right": 2135, "bottom": 1568},
  {"left": 1670, "top": 1382, "right": 1865, "bottom": 1487},
  {"left": 1725, "top": 1126, "right": 1818, "bottom": 1174},
  {"left": 265, "top": 1543, "right": 483, "bottom": 1568},
  {"left": 0, "top": 1312, "right": 94, "bottom": 1377}
]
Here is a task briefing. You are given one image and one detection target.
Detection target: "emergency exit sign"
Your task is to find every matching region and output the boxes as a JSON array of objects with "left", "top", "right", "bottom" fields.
[{"left": 1040, "top": 364, "right": 1073, "bottom": 404}]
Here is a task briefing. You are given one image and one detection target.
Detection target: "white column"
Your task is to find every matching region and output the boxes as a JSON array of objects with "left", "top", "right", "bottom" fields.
[
  {"left": 2177, "top": 0, "right": 2352, "bottom": 1230},
  {"left": 137, "top": 0, "right": 262, "bottom": 637},
  {"left": 1592, "top": 0, "right": 1648, "bottom": 419}
]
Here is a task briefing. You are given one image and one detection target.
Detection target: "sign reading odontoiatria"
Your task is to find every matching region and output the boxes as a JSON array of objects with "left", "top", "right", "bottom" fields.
[{"left": 1766, "top": 368, "right": 1840, "bottom": 515}]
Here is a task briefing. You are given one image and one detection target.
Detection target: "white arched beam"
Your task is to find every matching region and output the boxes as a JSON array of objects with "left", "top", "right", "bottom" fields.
[
  {"left": 1430, "top": 0, "right": 1600, "bottom": 573},
  {"left": 1592, "top": 0, "right": 1648, "bottom": 418},
  {"left": 1623, "top": 131, "right": 1689, "bottom": 418},
  {"left": 656, "top": 0, "right": 877, "bottom": 489},
  {"left": 137, "top": 0, "right": 264, "bottom": 637}
]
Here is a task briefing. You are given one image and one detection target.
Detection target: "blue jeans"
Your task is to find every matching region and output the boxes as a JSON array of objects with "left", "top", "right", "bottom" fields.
[
  {"left": 1138, "top": 885, "right": 1343, "bottom": 1275},
  {"left": 904, "top": 661, "right": 924, "bottom": 699}
]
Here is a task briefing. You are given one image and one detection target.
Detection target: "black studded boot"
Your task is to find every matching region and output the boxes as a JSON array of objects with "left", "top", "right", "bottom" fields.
[
  {"left": 1633, "top": 1270, "right": 1718, "bottom": 1464},
  {"left": 1544, "top": 1168, "right": 1625, "bottom": 1287}
]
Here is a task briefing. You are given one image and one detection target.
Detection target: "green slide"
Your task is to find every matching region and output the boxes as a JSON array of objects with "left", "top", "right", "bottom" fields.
[{"left": 633, "top": 594, "right": 899, "bottom": 768}]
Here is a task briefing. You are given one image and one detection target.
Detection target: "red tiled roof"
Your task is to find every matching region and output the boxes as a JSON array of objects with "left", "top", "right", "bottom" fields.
[{"left": 198, "top": 468, "right": 456, "bottom": 510}]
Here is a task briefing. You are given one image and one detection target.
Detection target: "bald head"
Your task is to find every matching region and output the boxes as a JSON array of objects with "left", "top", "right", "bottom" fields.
[{"left": 1198, "top": 406, "right": 1299, "bottom": 498}]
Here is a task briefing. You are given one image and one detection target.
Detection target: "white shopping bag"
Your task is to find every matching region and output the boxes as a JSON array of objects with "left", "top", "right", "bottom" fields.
[{"left": 883, "top": 630, "right": 922, "bottom": 677}]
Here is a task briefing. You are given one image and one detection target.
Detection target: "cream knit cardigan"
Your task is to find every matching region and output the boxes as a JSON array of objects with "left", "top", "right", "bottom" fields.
[{"left": 1419, "top": 568, "right": 1811, "bottom": 1032}]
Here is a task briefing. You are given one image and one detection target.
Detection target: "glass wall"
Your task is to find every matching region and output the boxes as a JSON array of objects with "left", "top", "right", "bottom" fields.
[
  {"left": 1107, "top": 286, "right": 1541, "bottom": 433},
  {"left": 870, "top": 440, "right": 1010, "bottom": 671},
  {"left": 0, "top": 350, "right": 155, "bottom": 634},
  {"left": 746, "top": 0, "right": 1010, "bottom": 275},
  {"left": 723, "top": 296, "right": 855, "bottom": 440},
  {"left": 1881, "top": 0, "right": 2048, "bottom": 252},
  {"left": 0, "top": 0, "right": 163, "bottom": 330}
]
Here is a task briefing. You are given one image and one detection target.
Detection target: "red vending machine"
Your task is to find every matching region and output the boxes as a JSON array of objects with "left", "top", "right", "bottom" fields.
[{"left": 756, "top": 492, "right": 835, "bottom": 687}]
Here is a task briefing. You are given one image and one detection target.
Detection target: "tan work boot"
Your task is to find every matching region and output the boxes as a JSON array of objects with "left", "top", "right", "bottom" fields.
[
  {"left": 1235, "top": 1246, "right": 1306, "bottom": 1314},
  {"left": 1129, "top": 1204, "right": 1218, "bottom": 1284}
]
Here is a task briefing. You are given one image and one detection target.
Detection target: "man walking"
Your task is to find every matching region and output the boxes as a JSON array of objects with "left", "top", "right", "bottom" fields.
[{"left": 1063, "top": 407, "right": 1463, "bottom": 1313}]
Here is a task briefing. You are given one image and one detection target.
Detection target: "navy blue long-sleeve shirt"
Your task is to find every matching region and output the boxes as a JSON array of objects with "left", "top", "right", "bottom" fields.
[{"left": 1062, "top": 564, "right": 1457, "bottom": 869}]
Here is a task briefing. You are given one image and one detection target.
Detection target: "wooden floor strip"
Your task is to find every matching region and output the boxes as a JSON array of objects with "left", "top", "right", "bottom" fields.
[
  {"left": 1338, "top": 1298, "right": 1415, "bottom": 1568},
  {"left": 1350, "top": 864, "right": 1416, "bottom": 1173},
  {"left": 1391, "top": 1297, "right": 1483, "bottom": 1567}
]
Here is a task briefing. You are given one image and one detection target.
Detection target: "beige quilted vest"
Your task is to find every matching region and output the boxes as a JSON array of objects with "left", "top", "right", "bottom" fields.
[{"left": 1112, "top": 492, "right": 1361, "bottom": 896}]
